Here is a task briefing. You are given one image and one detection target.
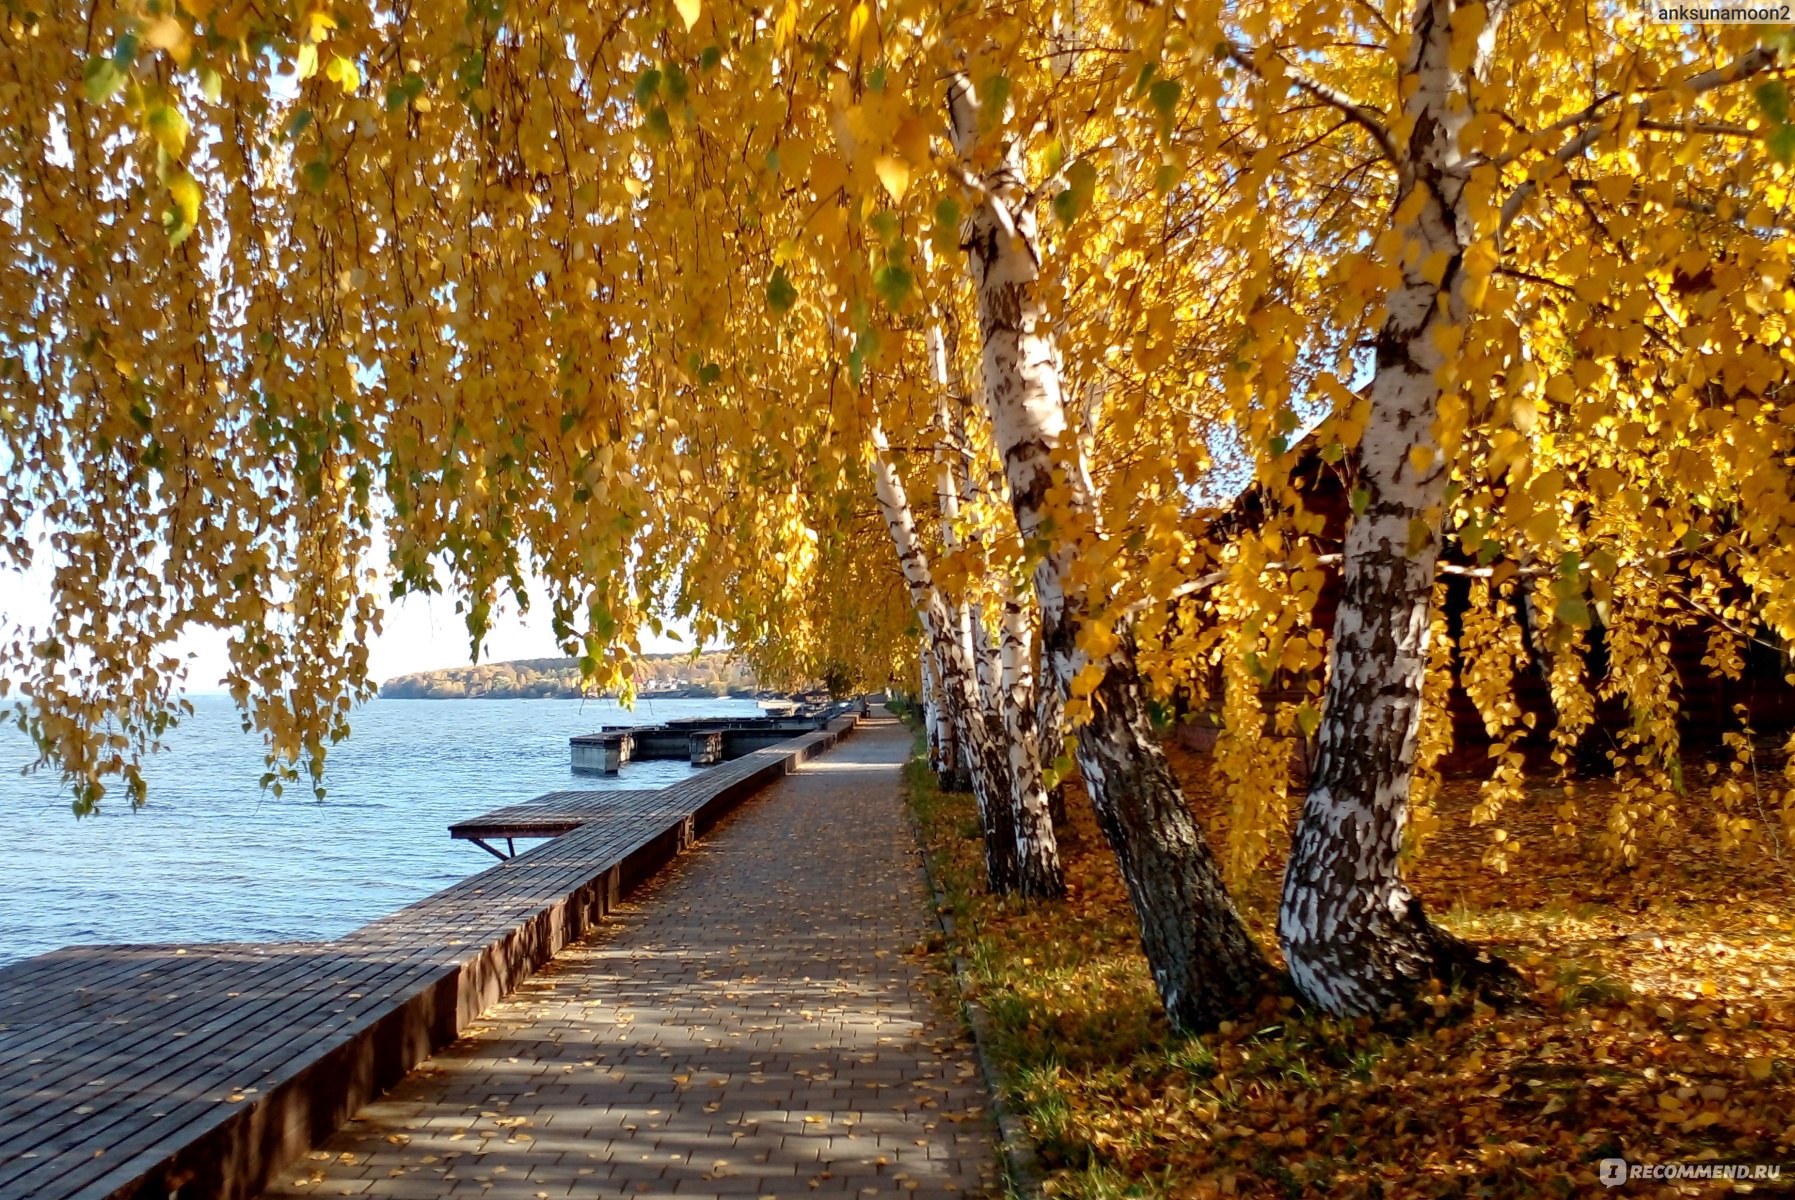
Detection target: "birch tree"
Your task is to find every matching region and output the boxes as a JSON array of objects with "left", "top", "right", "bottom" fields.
[
  {"left": 943, "top": 72, "right": 1272, "bottom": 1025},
  {"left": 1197, "top": 3, "right": 1792, "bottom": 1012}
]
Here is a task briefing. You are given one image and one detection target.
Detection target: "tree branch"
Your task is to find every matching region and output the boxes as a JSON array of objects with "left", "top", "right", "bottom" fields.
[
  {"left": 1225, "top": 42, "right": 1399, "bottom": 164},
  {"left": 1499, "top": 47, "right": 1779, "bottom": 237}
]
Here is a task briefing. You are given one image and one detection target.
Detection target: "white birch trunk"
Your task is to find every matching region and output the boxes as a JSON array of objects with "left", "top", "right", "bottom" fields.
[
  {"left": 948, "top": 77, "right": 1269, "bottom": 1030},
  {"left": 920, "top": 648, "right": 964, "bottom": 791},
  {"left": 932, "top": 313, "right": 1063, "bottom": 896},
  {"left": 1277, "top": 0, "right": 1522, "bottom": 1015},
  {"left": 997, "top": 594, "right": 1064, "bottom": 895},
  {"left": 920, "top": 652, "right": 944, "bottom": 778},
  {"left": 869, "top": 417, "right": 1022, "bottom": 891},
  {"left": 1033, "top": 625, "right": 1070, "bottom": 832}
]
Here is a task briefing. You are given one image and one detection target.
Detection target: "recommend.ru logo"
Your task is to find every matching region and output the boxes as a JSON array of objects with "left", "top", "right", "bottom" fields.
[{"left": 1600, "top": 1157, "right": 1784, "bottom": 1187}]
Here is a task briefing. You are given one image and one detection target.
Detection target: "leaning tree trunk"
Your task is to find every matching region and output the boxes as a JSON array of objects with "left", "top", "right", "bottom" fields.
[
  {"left": 931, "top": 310, "right": 1063, "bottom": 897},
  {"left": 1033, "top": 628, "right": 1070, "bottom": 833},
  {"left": 869, "top": 417, "right": 1021, "bottom": 891},
  {"left": 922, "top": 645, "right": 969, "bottom": 793},
  {"left": 1276, "top": 0, "right": 1521, "bottom": 1015},
  {"left": 948, "top": 78, "right": 1269, "bottom": 1030},
  {"left": 919, "top": 652, "right": 945, "bottom": 779},
  {"left": 997, "top": 595, "right": 1066, "bottom": 897}
]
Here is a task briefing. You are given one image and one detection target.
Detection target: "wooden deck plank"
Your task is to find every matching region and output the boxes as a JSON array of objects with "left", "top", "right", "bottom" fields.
[
  {"left": 0, "top": 944, "right": 337, "bottom": 1083},
  {"left": 0, "top": 947, "right": 439, "bottom": 1157},
  {"left": 14, "top": 955, "right": 461, "bottom": 1198}
]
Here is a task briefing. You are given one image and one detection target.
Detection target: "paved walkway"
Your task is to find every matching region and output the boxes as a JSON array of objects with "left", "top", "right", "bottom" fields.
[{"left": 264, "top": 714, "right": 998, "bottom": 1200}]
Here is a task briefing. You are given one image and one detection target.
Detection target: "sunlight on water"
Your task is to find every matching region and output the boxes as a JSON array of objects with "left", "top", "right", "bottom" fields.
[{"left": 0, "top": 695, "right": 765, "bottom": 965}]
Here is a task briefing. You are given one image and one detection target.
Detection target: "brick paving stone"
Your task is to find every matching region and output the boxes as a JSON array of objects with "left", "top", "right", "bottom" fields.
[{"left": 262, "top": 714, "right": 999, "bottom": 1200}]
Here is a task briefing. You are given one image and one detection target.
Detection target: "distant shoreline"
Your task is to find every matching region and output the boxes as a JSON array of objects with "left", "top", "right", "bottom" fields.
[{"left": 378, "top": 652, "right": 760, "bottom": 702}]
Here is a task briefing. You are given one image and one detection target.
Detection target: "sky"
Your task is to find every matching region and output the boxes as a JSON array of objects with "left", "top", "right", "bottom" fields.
[{"left": 1, "top": 537, "right": 700, "bottom": 693}]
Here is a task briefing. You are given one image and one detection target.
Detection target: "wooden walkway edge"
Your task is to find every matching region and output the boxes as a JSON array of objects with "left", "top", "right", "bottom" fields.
[{"left": 0, "top": 714, "right": 860, "bottom": 1200}]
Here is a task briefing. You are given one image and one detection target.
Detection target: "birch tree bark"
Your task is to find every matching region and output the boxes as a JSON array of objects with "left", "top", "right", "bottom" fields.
[
  {"left": 1034, "top": 632, "right": 1070, "bottom": 833},
  {"left": 869, "top": 416, "right": 1021, "bottom": 891},
  {"left": 997, "top": 593, "right": 1066, "bottom": 896},
  {"left": 920, "top": 646, "right": 967, "bottom": 793},
  {"left": 932, "top": 313, "right": 1063, "bottom": 897},
  {"left": 1275, "top": 0, "right": 1523, "bottom": 1015},
  {"left": 948, "top": 77, "right": 1270, "bottom": 1030},
  {"left": 920, "top": 652, "right": 945, "bottom": 780}
]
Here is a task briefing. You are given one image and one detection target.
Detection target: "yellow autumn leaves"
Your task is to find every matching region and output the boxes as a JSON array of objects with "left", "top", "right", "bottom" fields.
[{"left": 0, "top": 0, "right": 1791, "bottom": 873}]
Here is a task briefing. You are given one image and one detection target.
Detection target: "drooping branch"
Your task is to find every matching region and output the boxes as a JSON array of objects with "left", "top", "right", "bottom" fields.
[
  {"left": 1224, "top": 42, "right": 1400, "bottom": 164},
  {"left": 1499, "top": 47, "right": 1781, "bottom": 237}
]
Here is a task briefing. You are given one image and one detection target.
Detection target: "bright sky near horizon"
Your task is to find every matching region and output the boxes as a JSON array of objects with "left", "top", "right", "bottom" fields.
[{"left": 2, "top": 537, "right": 700, "bottom": 693}]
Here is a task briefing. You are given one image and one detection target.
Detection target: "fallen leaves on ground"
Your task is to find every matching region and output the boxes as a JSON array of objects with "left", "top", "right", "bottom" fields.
[{"left": 906, "top": 742, "right": 1795, "bottom": 1198}]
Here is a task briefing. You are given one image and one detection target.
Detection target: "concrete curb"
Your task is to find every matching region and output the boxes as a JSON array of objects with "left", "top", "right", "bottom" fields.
[{"left": 904, "top": 803, "right": 1049, "bottom": 1200}]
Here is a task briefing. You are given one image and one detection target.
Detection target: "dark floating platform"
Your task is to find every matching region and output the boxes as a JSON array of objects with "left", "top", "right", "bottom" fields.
[
  {"left": 568, "top": 701, "right": 863, "bottom": 774},
  {"left": 0, "top": 713, "right": 861, "bottom": 1200}
]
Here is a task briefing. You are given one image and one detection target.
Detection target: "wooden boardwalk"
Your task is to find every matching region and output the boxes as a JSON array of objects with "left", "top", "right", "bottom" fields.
[
  {"left": 0, "top": 716, "right": 859, "bottom": 1200},
  {"left": 261, "top": 712, "right": 996, "bottom": 1200}
]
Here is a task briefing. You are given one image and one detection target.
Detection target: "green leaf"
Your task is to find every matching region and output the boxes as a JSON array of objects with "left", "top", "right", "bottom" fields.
[
  {"left": 300, "top": 159, "right": 331, "bottom": 192},
  {"left": 977, "top": 74, "right": 1010, "bottom": 124},
  {"left": 766, "top": 266, "right": 797, "bottom": 312},
  {"left": 932, "top": 194, "right": 962, "bottom": 254},
  {"left": 1350, "top": 484, "right": 1370, "bottom": 517},
  {"left": 1148, "top": 78, "right": 1182, "bottom": 122},
  {"left": 83, "top": 57, "right": 125, "bottom": 105},
  {"left": 874, "top": 263, "right": 912, "bottom": 309},
  {"left": 868, "top": 210, "right": 900, "bottom": 245},
  {"left": 199, "top": 66, "right": 223, "bottom": 103},
  {"left": 634, "top": 67, "right": 663, "bottom": 105},
  {"left": 1770, "top": 123, "right": 1795, "bottom": 166},
  {"left": 457, "top": 48, "right": 486, "bottom": 91},
  {"left": 644, "top": 104, "right": 673, "bottom": 141},
  {"left": 1554, "top": 595, "right": 1592, "bottom": 630},
  {"left": 1755, "top": 80, "right": 1789, "bottom": 125},
  {"left": 1052, "top": 156, "right": 1096, "bottom": 226},
  {"left": 1754, "top": 81, "right": 1795, "bottom": 162},
  {"left": 849, "top": 329, "right": 877, "bottom": 383}
]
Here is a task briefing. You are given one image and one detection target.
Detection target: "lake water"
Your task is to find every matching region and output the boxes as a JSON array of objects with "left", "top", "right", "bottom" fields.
[{"left": 0, "top": 695, "right": 766, "bottom": 966}]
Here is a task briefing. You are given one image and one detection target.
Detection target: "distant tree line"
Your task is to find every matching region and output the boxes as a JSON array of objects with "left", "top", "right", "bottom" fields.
[{"left": 379, "top": 653, "right": 763, "bottom": 700}]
